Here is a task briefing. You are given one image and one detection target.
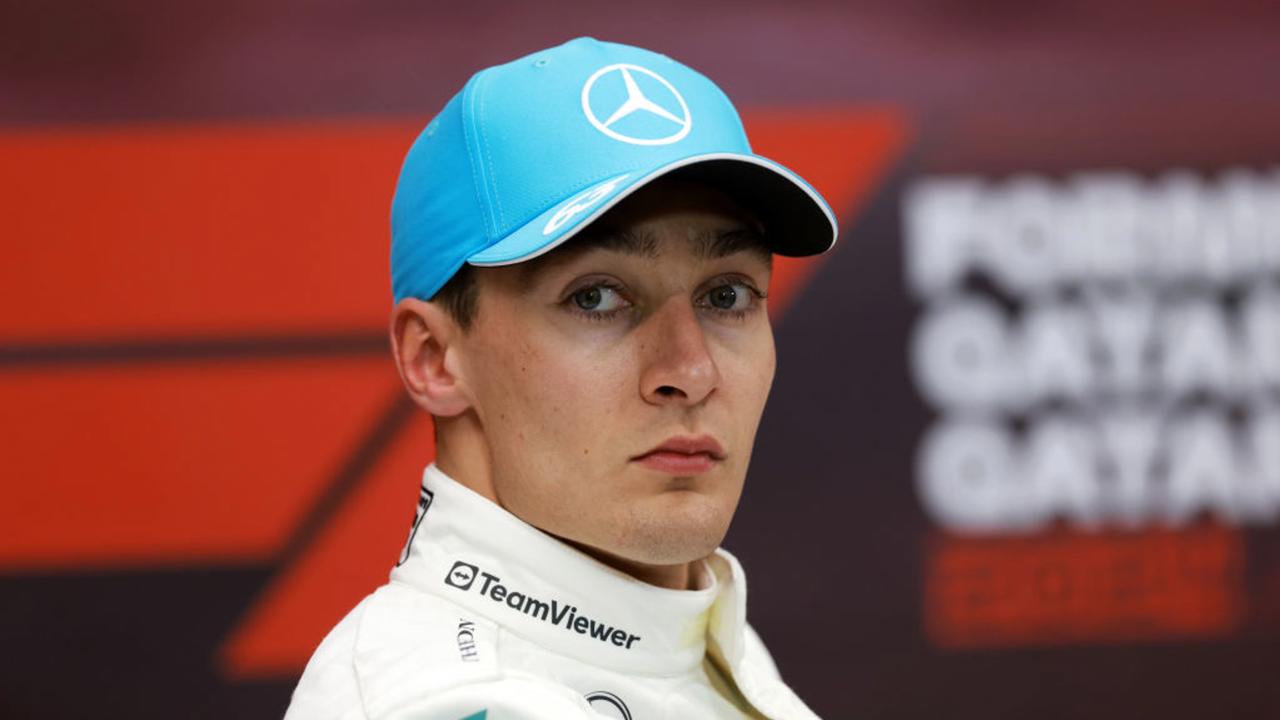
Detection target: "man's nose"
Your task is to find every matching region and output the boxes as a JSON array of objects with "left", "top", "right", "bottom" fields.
[{"left": 639, "top": 299, "right": 720, "bottom": 406}]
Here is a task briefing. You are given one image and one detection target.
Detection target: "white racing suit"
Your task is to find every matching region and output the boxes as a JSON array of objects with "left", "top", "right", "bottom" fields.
[{"left": 285, "top": 465, "right": 820, "bottom": 719}]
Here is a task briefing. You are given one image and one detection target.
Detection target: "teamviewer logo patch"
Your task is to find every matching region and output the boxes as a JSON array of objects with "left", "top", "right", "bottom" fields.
[{"left": 445, "top": 561, "right": 479, "bottom": 590}]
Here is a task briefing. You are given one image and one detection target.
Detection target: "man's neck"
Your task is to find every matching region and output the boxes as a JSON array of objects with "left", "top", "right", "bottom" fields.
[{"left": 560, "top": 536, "right": 705, "bottom": 591}]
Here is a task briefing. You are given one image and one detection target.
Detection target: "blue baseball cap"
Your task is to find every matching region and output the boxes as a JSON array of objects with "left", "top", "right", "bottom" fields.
[{"left": 390, "top": 37, "right": 838, "bottom": 303}]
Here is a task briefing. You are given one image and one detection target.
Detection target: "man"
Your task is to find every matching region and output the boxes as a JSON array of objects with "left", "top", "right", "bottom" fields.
[{"left": 286, "top": 37, "right": 837, "bottom": 719}]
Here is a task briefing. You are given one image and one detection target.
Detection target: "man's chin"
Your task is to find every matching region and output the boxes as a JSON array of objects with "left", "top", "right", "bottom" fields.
[
  {"left": 616, "top": 502, "right": 734, "bottom": 566},
  {"left": 556, "top": 510, "right": 730, "bottom": 574}
]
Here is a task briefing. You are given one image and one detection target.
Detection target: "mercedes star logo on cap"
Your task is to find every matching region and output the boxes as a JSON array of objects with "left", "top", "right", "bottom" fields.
[{"left": 581, "top": 64, "right": 691, "bottom": 146}]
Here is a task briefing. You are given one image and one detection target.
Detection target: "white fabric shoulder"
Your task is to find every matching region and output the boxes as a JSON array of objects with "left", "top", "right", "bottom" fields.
[
  {"left": 742, "top": 624, "right": 782, "bottom": 680},
  {"left": 285, "top": 592, "right": 373, "bottom": 720},
  {"left": 734, "top": 625, "right": 819, "bottom": 720},
  {"left": 382, "top": 675, "right": 595, "bottom": 719},
  {"left": 286, "top": 583, "right": 596, "bottom": 720}
]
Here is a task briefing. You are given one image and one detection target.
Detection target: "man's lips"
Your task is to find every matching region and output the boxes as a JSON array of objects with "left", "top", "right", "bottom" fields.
[{"left": 630, "top": 435, "right": 726, "bottom": 475}]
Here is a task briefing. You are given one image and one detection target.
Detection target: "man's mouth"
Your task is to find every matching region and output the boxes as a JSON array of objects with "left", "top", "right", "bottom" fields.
[{"left": 630, "top": 435, "right": 726, "bottom": 475}]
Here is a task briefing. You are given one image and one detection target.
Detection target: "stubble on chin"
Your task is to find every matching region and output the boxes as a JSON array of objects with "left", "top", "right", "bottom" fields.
[{"left": 603, "top": 491, "right": 734, "bottom": 566}]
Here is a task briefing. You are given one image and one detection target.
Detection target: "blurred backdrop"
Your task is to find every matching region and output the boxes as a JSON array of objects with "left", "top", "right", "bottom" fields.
[{"left": 3, "top": 1, "right": 1279, "bottom": 717}]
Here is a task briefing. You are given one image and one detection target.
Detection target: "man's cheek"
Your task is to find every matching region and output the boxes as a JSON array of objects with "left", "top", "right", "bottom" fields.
[{"left": 725, "top": 358, "right": 773, "bottom": 404}]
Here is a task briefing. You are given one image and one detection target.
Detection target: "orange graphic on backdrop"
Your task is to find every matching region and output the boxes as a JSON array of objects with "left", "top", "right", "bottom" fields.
[{"left": 925, "top": 526, "right": 1245, "bottom": 648}]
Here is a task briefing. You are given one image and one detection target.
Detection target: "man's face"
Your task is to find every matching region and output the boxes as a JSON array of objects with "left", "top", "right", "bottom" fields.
[{"left": 452, "top": 178, "right": 775, "bottom": 567}]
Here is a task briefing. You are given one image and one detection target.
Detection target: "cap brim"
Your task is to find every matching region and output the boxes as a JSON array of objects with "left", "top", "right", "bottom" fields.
[{"left": 466, "top": 152, "right": 838, "bottom": 267}]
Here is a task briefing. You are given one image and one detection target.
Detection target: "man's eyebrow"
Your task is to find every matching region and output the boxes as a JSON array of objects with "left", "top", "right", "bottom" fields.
[
  {"left": 691, "top": 226, "right": 771, "bottom": 261},
  {"left": 577, "top": 227, "right": 661, "bottom": 259},
  {"left": 569, "top": 225, "right": 769, "bottom": 261},
  {"left": 515, "top": 224, "right": 770, "bottom": 287},
  {"left": 513, "top": 228, "right": 657, "bottom": 288}
]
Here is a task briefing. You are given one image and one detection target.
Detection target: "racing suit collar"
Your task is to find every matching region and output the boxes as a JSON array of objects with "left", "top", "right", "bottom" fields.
[{"left": 390, "top": 464, "right": 749, "bottom": 677}]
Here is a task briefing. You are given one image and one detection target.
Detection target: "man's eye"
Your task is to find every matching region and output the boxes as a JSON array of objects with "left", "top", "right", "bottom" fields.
[
  {"left": 705, "top": 282, "right": 755, "bottom": 312},
  {"left": 571, "top": 285, "right": 625, "bottom": 312}
]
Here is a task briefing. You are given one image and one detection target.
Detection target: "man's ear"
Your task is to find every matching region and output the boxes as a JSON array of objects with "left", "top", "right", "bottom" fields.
[{"left": 390, "top": 298, "right": 472, "bottom": 417}]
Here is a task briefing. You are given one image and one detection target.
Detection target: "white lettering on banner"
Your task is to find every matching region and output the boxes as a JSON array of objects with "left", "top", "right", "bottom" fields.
[
  {"left": 906, "top": 169, "right": 1280, "bottom": 532},
  {"left": 905, "top": 169, "right": 1280, "bottom": 296},
  {"left": 1020, "top": 301, "right": 1093, "bottom": 407},
  {"left": 917, "top": 410, "right": 1280, "bottom": 531},
  {"left": 911, "top": 298, "right": 1012, "bottom": 413},
  {"left": 911, "top": 285, "right": 1280, "bottom": 413},
  {"left": 1244, "top": 285, "right": 1280, "bottom": 389},
  {"left": 1091, "top": 290, "right": 1159, "bottom": 396},
  {"left": 917, "top": 420, "right": 1019, "bottom": 531}
]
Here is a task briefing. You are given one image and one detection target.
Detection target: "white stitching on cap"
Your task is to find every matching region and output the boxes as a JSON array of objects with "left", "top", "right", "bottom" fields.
[
  {"left": 477, "top": 73, "right": 507, "bottom": 231},
  {"left": 462, "top": 74, "right": 495, "bottom": 239}
]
